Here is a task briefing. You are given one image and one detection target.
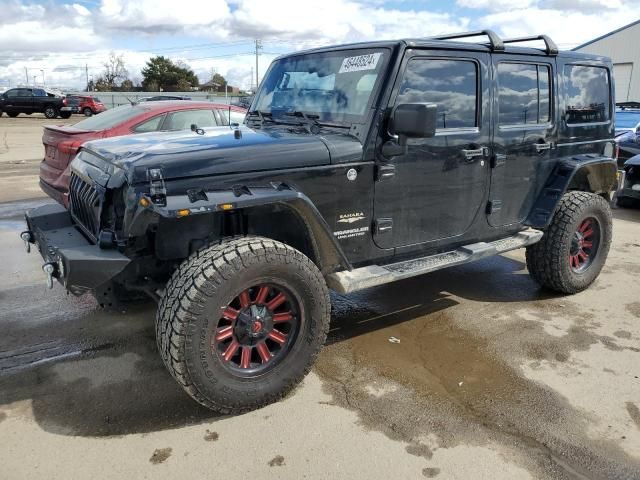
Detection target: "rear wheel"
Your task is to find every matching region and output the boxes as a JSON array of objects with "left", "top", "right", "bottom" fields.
[
  {"left": 616, "top": 195, "right": 635, "bottom": 208},
  {"left": 83, "top": 107, "right": 93, "bottom": 116},
  {"left": 526, "top": 191, "right": 612, "bottom": 294},
  {"left": 44, "top": 106, "right": 57, "bottom": 119},
  {"left": 60, "top": 112, "right": 72, "bottom": 119},
  {"left": 7, "top": 112, "right": 18, "bottom": 118},
  {"left": 156, "top": 236, "right": 330, "bottom": 413}
]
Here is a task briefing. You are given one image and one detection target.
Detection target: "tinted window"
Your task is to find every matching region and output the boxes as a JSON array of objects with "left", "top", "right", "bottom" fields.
[
  {"left": 5, "top": 89, "right": 19, "bottom": 98},
  {"left": 33, "top": 89, "right": 47, "bottom": 97},
  {"left": 564, "top": 65, "right": 610, "bottom": 124},
  {"left": 72, "top": 104, "right": 146, "bottom": 131},
  {"left": 133, "top": 114, "right": 165, "bottom": 133},
  {"left": 16, "top": 89, "right": 32, "bottom": 96},
  {"left": 396, "top": 59, "right": 477, "bottom": 129},
  {"left": 164, "top": 109, "right": 216, "bottom": 130},
  {"left": 497, "top": 63, "right": 551, "bottom": 125}
]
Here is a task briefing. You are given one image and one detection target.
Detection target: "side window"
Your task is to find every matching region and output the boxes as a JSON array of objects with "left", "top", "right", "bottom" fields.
[
  {"left": 163, "top": 109, "right": 217, "bottom": 131},
  {"left": 396, "top": 58, "right": 477, "bottom": 130},
  {"left": 33, "top": 89, "right": 47, "bottom": 97},
  {"left": 497, "top": 63, "right": 551, "bottom": 125},
  {"left": 132, "top": 114, "right": 165, "bottom": 133},
  {"left": 17, "top": 89, "right": 32, "bottom": 97},
  {"left": 5, "top": 89, "right": 19, "bottom": 98},
  {"left": 564, "top": 65, "right": 610, "bottom": 124},
  {"left": 218, "top": 109, "right": 246, "bottom": 126}
]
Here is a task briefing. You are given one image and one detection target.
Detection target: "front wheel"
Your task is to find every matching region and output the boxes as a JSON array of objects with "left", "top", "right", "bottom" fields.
[
  {"left": 82, "top": 107, "right": 93, "bottom": 117},
  {"left": 156, "top": 237, "right": 331, "bottom": 413},
  {"left": 526, "top": 191, "right": 612, "bottom": 294},
  {"left": 60, "top": 112, "right": 72, "bottom": 119}
]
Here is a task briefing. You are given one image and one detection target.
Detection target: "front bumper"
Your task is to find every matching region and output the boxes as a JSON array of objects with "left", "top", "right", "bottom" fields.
[{"left": 23, "top": 203, "right": 130, "bottom": 294}]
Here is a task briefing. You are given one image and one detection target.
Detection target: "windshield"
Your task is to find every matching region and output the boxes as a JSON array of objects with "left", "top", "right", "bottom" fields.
[
  {"left": 72, "top": 104, "right": 146, "bottom": 130},
  {"left": 254, "top": 48, "right": 388, "bottom": 124},
  {"left": 616, "top": 112, "right": 640, "bottom": 129}
]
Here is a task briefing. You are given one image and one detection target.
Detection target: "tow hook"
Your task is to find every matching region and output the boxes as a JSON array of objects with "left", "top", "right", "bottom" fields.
[
  {"left": 42, "top": 262, "right": 56, "bottom": 289},
  {"left": 20, "top": 231, "right": 34, "bottom": 253}
]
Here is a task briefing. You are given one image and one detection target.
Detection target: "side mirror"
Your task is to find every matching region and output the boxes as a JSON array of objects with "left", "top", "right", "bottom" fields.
[{"left": 390, "top": 103, "right": 437, "bottom": 145}]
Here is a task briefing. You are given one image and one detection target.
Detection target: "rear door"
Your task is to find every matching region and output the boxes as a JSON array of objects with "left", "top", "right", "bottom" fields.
[
  {"left": 488, "top": 56, "right": 556, "bottom": 227},
  {"left": 12, "top": 88, "right": 34, "bottom": 112}
]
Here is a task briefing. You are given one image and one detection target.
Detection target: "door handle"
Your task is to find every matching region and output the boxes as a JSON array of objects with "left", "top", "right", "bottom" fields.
[
  {"left": 535, "top": 142, "right": 552, "bottom": 152},
  {"left": 461, "top": 146, "right": 488, "bottom": 161}
]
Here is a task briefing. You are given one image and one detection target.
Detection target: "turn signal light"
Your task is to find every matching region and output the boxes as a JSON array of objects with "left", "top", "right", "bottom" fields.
[
  {"left": 139, "top": 197, "right": 150, "bottom": 207},
  {"left": 219, "top": 203, "right": 234, "bottom": 211},
  {"left": 176, "top": 209, "right": 191, "bottom": 217}
]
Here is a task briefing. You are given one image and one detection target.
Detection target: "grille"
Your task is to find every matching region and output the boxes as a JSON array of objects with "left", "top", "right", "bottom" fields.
[{"left": 69, "top": 172, "right": 101, "bottom": 238}]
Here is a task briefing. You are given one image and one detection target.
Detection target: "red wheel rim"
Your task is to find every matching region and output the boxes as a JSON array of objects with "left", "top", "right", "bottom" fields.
[
  {"left": 569, "top": 217, "right": 600, "bottom": 273},
  {"left": 212, "top": 283, "right": 299, "bottom": 375}
]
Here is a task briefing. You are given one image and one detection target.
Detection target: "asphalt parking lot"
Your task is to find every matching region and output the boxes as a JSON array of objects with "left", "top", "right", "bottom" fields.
[{"left": 0, "top": 115, "right": 639, "bottom": 479}]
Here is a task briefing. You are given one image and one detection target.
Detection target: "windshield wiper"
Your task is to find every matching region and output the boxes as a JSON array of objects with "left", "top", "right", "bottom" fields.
[
  {"left": 247, "top": 109, "right": 274, "bottom": 127},
  {"left": 284, "top": 111, "right": 324, "bottom": 133}
]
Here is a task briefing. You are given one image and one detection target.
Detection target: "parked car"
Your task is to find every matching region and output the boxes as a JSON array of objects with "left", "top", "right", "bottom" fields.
[
  {"left": 61, "top": 95, "right": 107, "bottom": 116},
  {"left": 39, "top": 101, "right": 247, "bottom": 205},
  {"left": 615, "top": 129, "right": 640, "bottom": 167},
  {"left": 616, "top": 154, "right": 640, "bottom": 207},
  {"left": 23, "top": 30, "right": 617, "bottom": 414},
  {"left": 137, "top": 95, "right": 192, "bottom": 102},
  {"left": 0, "top": 87, "right": 68, "bottom": 119}
]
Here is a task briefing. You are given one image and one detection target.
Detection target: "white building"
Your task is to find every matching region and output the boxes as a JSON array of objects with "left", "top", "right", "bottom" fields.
[{"left": 574, "top": 20, "right": 640, "bottom": 103}]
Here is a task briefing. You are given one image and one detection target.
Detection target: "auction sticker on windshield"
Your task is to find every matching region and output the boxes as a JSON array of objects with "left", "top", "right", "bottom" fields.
[{"left": 339, "top": 53, "right": 382, "bottom": 73}]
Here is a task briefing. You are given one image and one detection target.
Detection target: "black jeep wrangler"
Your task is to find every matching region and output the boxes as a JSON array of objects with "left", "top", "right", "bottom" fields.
[{"left": 22, "top": 30, "right": 618, "bottom": 413}]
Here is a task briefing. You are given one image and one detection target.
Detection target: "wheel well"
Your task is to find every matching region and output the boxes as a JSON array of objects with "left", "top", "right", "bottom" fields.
[
  {"left": 567, "top": 161, "right": 617, "bottom": 195},
  {"left": 244, "top": 205, "right": 319, "bottom": 266},
  {"left": 151, "top": 206, "right": 318, "bottom": 267}
]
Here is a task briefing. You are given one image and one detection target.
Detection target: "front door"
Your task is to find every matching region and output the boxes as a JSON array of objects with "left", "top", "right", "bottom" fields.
[
  {"left": 488, "top": 56, "right": 556, "bottom": 226},
  {"left": 373, "top": 50, "right": 491, "bottom": 249}
]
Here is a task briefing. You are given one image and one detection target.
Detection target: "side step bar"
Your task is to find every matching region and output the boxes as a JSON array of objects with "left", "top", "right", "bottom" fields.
[{"left": 326, "top": 229, "right": 543, "bottom": 294}]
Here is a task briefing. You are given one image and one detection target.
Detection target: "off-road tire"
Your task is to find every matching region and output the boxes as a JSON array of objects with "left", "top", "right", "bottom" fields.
[
  {"left": 44, "top": 106, "right": 57, "bottom": 119},
  {"left": 60, "top": 112, "right": 72, "bottom": 119},
  {"left": 526, "top": 191, "right": 612, "bottom": 294},
  {"left": 83, "top": 107, "right": 93, "bottom": 117},
  {"left": 156, "top": 236, "right": 331, "bottom": 413},
  {"left": 7, "top": 112, "right": 18, "bottom": 118}
]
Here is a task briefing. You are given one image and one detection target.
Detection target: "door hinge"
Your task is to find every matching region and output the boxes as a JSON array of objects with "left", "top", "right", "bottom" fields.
[
  {"left": 376, "top": 164, "right": 396, "bottom": 181},
  {"left": 490, "top": 154, "right": 507, "bottom": 168},
  {"left": 375, "top": 218, "right": 393, "bottom": 234},
  {"left": 486, "top": 200, "right": 502, "bottom": 214}
]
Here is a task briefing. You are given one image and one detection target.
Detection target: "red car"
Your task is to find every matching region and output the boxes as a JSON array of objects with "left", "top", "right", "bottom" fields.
[
  {"left": 40, "top": 101, "right": 247, "bottom": 206},
  {"left": 61, "top": 95, "right": 107, "bottom": 116}
]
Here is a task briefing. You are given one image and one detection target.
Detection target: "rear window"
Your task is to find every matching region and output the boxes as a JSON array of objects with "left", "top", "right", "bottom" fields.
[
  {"left": 72, "top": 104, "right": 147, "bottom": 130},
  {"left": 564, "top": 65, "right": 610, "bottom": 124}
]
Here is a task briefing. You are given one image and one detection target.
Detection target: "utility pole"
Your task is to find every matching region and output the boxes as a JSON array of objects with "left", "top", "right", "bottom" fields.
[
  {"left": 85, "top": 64, "right": 89, "bottom": 91},
  {"left": 254, "top": 39, "right": 262, "bottom": 91},
  {"left": 24, "top": 67, "right": 28, "bottom": 85},
  {"left": 250, "top": 66, "right": 254, "bottom": 91}
]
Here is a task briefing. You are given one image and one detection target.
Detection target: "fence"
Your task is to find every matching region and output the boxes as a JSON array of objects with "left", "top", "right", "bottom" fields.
[{"left": 69, "top": 91, "right": 246, "bottom": 109}]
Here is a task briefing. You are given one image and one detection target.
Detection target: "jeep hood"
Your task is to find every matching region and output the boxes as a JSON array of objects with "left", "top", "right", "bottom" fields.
[{"left": 80, "top": 125, "right": 353, "bottom": 184}]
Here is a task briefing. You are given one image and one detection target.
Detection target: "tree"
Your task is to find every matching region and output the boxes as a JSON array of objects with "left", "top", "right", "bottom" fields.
[
  {"left": 141, "top": 56, "right": 199, "bottom": 92},
  {"left": 94, "top": 77, "right": 111, "bottom": 92},
  {"left": 102, "top": 52, "right": 129, "bottom": 89},
  {"left": 119, "top": 79, "right": 134, "bottom": 92}
]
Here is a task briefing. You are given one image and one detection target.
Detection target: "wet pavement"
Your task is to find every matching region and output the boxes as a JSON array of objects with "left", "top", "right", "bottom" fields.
[{"left": 1, "top": 198, "right": 639, "bottom": 479}]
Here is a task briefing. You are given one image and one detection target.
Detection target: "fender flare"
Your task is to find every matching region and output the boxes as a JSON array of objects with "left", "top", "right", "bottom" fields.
[
  {"left": 128, "top": 184, "right": 351, "bottom": 275},
  {"left": 525, "top": 155, "right": 617, "bottom": 229}
]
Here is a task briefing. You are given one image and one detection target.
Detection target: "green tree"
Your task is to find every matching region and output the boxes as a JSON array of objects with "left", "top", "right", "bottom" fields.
[{"left": 141, "top": 56, "right": 199, "bottom": 92}]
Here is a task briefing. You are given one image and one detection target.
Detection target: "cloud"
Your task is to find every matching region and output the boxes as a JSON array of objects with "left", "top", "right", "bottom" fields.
[{"left": 0, "top": 0, "right": 639, "bottom": 89}]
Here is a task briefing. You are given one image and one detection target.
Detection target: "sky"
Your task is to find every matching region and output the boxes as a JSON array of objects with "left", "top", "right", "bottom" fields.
[{"left": 0, "top": 0, "right": 638, "bottom": 91}]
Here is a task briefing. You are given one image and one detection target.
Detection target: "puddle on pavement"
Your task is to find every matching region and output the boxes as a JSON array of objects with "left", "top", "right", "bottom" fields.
[{"left": 316, "top": 261, "right": 640, "bottom": 480}]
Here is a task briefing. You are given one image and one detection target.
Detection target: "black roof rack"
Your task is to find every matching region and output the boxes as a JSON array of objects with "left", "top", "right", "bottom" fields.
[
  {"left": 428, "top": 30, "right": 559, "bottom": 55},
  {"left": 502, "top": 35, "right": 558, "bottom": 55},
  {"left": 430, "top": 29, "right": 505, "bottom": 51}
]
